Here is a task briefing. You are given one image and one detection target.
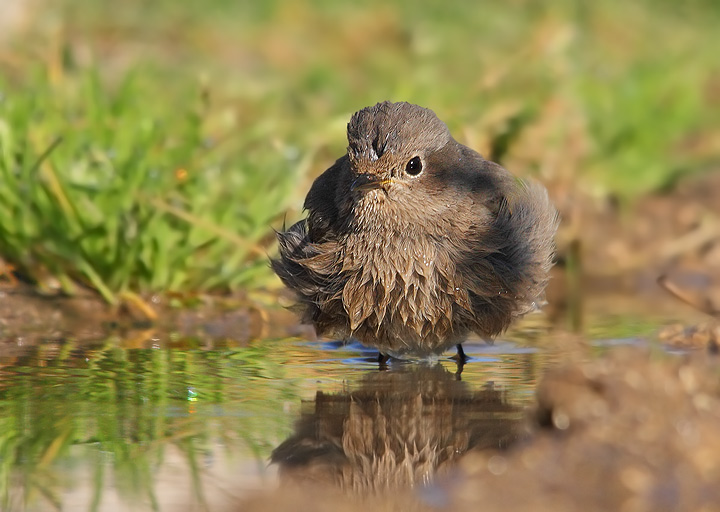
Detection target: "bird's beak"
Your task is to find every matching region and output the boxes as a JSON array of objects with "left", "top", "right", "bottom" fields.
[{"left": 351, "top": 174, "right": 393, "bottom": 192}]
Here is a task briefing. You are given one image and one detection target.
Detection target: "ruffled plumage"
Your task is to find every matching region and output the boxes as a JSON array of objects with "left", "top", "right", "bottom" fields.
[{"left": 272, "top": 102, "right": 558, "bottom": 358}]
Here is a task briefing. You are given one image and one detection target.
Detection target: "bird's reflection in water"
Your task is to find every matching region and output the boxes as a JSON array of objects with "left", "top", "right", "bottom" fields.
[{"left": 272, "top": 364, "right": 523, "bottom": 493}]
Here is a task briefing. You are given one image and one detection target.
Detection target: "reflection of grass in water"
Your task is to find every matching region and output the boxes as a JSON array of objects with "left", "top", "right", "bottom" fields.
[
  {"left": 0, "top": 412, "right": 72, "bottom": 510},
  {"left": 0, "top": 0, "right": 718, "bottom": 299},
  {"left": 0, "top": 342, "right": 299, "bottom": 511}
]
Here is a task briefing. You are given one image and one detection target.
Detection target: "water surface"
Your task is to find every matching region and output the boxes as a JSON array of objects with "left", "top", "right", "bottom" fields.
[{"left": 0, "top": 321, "right": 651, "bottom": 511}]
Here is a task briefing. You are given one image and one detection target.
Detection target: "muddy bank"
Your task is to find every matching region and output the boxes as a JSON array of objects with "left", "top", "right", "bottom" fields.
[
  {"left": 0, "top": 284, "right": 310, "bottom": 352},
  {"left": 554, "top": 171, "right": 720, "bottom": 299},
  {"left": 453, "top": 347, "right": 720, "bottom": 512}
]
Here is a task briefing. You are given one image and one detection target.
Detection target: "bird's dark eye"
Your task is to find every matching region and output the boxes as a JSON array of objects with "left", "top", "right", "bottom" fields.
[{"left": 405, "top": 156, "right": 423, "bottom": 176}]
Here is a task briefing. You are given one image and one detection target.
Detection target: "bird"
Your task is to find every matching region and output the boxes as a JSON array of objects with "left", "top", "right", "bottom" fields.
[{"left": 272, "top": 101, "right": 558, "bottom": 361}]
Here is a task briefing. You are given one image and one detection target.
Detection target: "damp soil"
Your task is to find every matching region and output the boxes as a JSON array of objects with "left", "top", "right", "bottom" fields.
[{"left": 0, "top": 172, "right": 719, "bottom": 511}]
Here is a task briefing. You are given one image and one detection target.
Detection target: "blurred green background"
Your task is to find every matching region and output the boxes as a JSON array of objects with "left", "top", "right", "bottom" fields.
[
  {"left": 0, "top": 3, "right": 718, "bottom": 509},
  {"left": 0, "top": 0, "right": 718, "bottom": 303}
]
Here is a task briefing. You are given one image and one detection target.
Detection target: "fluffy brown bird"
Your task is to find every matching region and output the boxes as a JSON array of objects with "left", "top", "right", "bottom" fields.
[{"left": 273, "top": 101, "right": 558, "bottom": 360}]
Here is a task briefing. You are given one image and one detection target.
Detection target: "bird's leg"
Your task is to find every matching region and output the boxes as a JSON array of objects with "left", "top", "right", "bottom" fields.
[
  {"left": 378, "top": 352, "right": 390, "bottom": 365},
  {"left": 455, "top": 343, "right": 468, "bottom": 363},
  {"left": 452, "top": 344, "right": 467, "bottom": 379}
]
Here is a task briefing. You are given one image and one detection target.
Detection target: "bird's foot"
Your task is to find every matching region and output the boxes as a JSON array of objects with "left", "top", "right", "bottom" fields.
[{"left": 454, "top": 343, "right": 468, "bottom": 363}]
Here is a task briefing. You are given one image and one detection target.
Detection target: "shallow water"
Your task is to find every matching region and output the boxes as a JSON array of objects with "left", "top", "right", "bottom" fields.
[{"left": 0, "top": 317, "right": 660, "bottom": 512}]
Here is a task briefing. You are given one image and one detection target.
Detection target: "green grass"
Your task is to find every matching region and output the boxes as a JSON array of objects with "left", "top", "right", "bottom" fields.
[
  {"left": 0, "top": 67, "right": 300, "bottom": 302},
  {"left": 0, "top": 0, "right": 718, "bottom": 301}
]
